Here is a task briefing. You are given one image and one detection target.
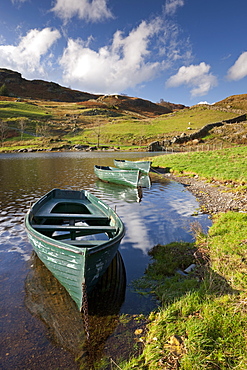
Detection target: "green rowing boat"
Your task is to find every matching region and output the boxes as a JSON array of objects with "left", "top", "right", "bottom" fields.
[
  {"left": 94, "top": 165, "right": 140, "bottom": 187},
  {"left": 25, "top": 188, "right": 125, "bottom": 311},
  {"left": 114, "top": 159, "right": 152, "bottom": 173}
]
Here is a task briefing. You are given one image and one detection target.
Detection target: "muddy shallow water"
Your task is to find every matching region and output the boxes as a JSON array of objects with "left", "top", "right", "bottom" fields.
[{"left": 0, "top": 151, "right": 212, "bottom": 369}]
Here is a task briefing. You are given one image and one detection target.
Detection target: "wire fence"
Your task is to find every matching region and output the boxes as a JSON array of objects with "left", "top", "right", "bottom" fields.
[{"left": 161, "top": 143, "right": 237, "bottom": 153}]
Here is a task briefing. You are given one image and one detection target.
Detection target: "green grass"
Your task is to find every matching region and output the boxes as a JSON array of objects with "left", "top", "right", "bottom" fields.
[
  {"left": 152, "top": 105, "right": 238, "bottom": 133},
  {"left": 0, "top": 98, "right": 242, "bottom": 149},
  {"left": 0, "top": 139, "right": 48, "bottom": 151},
  {"left": 0, "top": 101, "right": 52, "bottom": 120},
  {"left": 87, "top": 107, "right": 238, "bottom": 145},
  {"left": 120, "top": 212, "right": 247, "bottom": 370},
  {"left": 118, "top": 147, "right": 247, "bottom": 370},
  {"left": 63, "top": 106, "right": 239, "bottom": 147},
  {"left": 208, "top": 212, "right": 247, "bottom": 290},
  {"left": 151, "top": 146, "right": 247, "bottom": 184}
]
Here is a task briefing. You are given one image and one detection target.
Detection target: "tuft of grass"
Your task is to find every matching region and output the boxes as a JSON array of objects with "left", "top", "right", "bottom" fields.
[{"left": 208, "top": 212, "right": 247, "bottom": 291}]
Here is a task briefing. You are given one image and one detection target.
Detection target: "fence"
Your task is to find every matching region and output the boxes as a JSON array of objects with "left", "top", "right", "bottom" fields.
[{"left": 163, "top": 143, "right": 237, "bottom": 153}]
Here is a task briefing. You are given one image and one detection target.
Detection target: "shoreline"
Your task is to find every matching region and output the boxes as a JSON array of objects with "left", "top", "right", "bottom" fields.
[{"left": 151, "top": 168, "right": 247, "bottom": 215}]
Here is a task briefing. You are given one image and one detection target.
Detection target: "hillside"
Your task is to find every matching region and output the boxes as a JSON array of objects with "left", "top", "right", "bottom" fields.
[
  {"left": 0, "top": 68, "right": 178, "bottom": 117},
  {"left": 0, "top": 68, "right": 246, "bottom": 152},
  {"left": 0, "top": 68, "right": 98, "bottom": 102},
  {"left": 214, "top": 94, "right": 247, "bottom": 111}
]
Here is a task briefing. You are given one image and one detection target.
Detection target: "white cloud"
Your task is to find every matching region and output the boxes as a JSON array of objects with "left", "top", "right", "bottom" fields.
[
  {"left": 0, "top": 28, "right": 61, "bottom": 78},
  {"left": 197, "top": 101, "right": 215, "bottom": 105},
  {"left": 51, "top": 0, "right": 113, "bottom": 22},
  {"left": 166, "top": 62, "right": 217, "bottom": 96},
  {"left": 11, "top": 0, "right": 27, "bottom": 3},
  {"left": 165, "top": 0, "right": 184, "bottom": 15},
  {"left": 59, "top": 19, "right": 166, "bottom": 94},
  {"left": 227, "top": 52, "right": 247, "bottom": 80}
]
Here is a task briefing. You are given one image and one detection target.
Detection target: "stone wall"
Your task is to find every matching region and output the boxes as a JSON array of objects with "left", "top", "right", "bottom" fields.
[
  {"left": 168, "top": 114, "right": 246, "bottom": 145},
  {"left": 148, "top": 114, "right": 247, "bottom": 150}
]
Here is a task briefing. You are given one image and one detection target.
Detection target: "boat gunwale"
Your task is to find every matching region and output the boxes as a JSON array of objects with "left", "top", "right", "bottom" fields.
[
  {"left": 94, "top": 165, "right": 140, "bottom": 174},
  {"left": 26, "top": 224, "right": 124, "bottom": 255},
  {"left": 114, "top": 159, "right": 152, "bottom": 164},
  {"left": 25, "top": 188, "right": 125, "bottom": 255}
]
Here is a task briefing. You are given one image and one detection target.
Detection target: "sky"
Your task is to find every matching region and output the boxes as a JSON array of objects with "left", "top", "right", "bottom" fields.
[{"left": 0, "top": 0, "right": 246, "bottom": 106}]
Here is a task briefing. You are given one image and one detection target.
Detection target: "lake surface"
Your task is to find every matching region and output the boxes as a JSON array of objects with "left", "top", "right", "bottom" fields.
[{"left": 0, "top": 151, "right": 211, "bottom": 369}]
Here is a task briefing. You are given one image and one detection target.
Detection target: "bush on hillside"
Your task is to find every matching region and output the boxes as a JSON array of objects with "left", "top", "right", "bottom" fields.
[{"left": 0, "top": 84, "right": 9, "bottom": 96}]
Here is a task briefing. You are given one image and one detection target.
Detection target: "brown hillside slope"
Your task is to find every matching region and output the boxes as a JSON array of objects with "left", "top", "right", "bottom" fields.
[
  {"left": 0, "top": 68, "right": 174, "bottom": 117},
  {"left": 0, "top": 68, "right": 99, "bottom": 102},
  {"left": 214, "top": 94, "right": 247, "bottom": 111},
  {"left": 79, "top": 94, "right": 173, "bottom": 117}
]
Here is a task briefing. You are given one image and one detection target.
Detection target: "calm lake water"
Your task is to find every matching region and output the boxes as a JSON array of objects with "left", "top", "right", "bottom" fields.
[{"left": 0, "top": 151, "right": 211, "bottom": 369}]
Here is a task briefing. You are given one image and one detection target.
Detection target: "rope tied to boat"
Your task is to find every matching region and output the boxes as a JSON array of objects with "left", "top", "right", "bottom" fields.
[
  {"left": 82, "top": 282, "right": 97, "bottom": 369},
  {"left": 82, "top": 282, "right": 90, "bottom": 341}
]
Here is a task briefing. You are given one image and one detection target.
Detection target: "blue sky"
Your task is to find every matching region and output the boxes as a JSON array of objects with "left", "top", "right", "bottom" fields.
[{"left": 0, "top": 0, "right": 246, "bottom": 106}]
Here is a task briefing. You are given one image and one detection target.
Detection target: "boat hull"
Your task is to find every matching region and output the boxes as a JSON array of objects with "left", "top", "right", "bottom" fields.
[
  {"left": 94, "top": 165, "right": 140, "bottom": 187},
  {"left": 114, "top": 159, "right": 151, "bottom": 173},
  {"left": 25, "top": 189, "right": 125, "bottom": 311}
]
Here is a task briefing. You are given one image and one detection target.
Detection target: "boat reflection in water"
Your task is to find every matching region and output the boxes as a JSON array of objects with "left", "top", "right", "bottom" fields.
[
  {"left": 139, "top": 174, "right": 151, "bottom": 189},
  {"left": 95, "top": 174, "right": 151, "bottom": 203},
  {"left": 25, "top": 251, "right": 126, "bottom": 369}
]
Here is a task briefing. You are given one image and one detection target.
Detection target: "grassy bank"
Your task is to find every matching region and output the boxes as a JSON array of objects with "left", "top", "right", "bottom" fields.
[
  {"left": 119, "top": 148, "right": 247, "bottom": 370},
  {"left": 151, "top": 146, "right": 247, "bottom": 185}
]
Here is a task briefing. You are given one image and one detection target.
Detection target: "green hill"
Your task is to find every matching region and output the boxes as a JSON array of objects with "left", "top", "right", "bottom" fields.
[{"left": 0, "top": 69, "right": 246, "bottom": 152}]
